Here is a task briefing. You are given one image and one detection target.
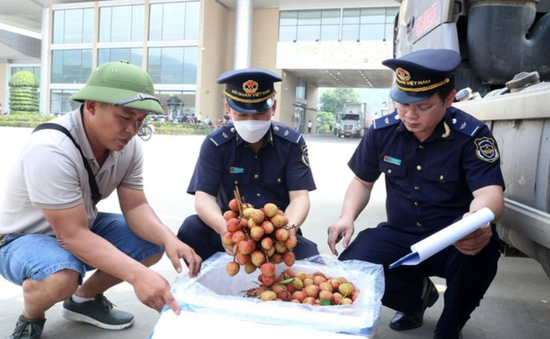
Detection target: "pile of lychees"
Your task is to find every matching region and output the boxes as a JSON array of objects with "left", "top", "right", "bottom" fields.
[
  {"left": 247, "top": 267, "right": 360, "bottom": 306},
  {"left": 224, "top": 198, "right": 297, "bottom": 279},
  {"left": 223, "top": 193, "right": 360, "bottom": 306}
]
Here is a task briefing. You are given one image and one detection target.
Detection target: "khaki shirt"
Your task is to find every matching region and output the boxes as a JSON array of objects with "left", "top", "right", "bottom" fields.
[{"left": 0, "top": 106, "right": 144, "bottom": 235}]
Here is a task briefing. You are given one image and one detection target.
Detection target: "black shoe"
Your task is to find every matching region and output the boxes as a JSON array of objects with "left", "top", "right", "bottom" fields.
[
  {"left": 8, "top": 315, "right": 45, "bottom": 339},
  {"left": 389, "top": 277, "right": 439, "bottom": 331},
  {"left": 61, "top": 295, "right": 134, "bottom": 330}
]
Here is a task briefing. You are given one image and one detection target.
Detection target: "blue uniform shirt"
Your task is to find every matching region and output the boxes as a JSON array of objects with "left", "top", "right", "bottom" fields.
[
  {"left": 348, "top": 107, "right": 505, "bottom": 232},
  {"left": 188, "top": 121, "right": 316, "bottom": 211}
]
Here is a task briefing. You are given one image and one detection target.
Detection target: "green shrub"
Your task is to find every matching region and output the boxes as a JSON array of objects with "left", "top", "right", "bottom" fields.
[
  {"left": 0, "top": 115, "right": 213, "bottom": 136},
  {"left": 8, "top": 71, "right": 40, "bottom": 114},
  {"left": 153, "top": 122, "right": 211, "bottom": 135},
  {"left": 0, "top": 114, "right": 53, "bottom": 127}
]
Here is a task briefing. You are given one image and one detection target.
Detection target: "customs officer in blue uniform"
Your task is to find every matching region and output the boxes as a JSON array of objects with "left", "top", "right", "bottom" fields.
[
  {"left": 178, "top": 68, "right": 319, "bottom": 261},
  {"left": 327, "top": 49, "right": 505, "bottom": 339}
]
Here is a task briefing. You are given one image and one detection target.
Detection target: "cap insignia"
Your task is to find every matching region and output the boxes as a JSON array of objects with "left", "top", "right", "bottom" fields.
[
  {"left": 396, "top": 68, "right": 411, "bottom": 82},
  {"left": 243, "top": 80, "right": 259, "bottom": 95}
]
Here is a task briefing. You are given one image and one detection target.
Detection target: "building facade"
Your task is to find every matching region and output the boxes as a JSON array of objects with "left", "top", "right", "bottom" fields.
[{"left": 1, "top": 0, "right": 397, "bottom": 133}]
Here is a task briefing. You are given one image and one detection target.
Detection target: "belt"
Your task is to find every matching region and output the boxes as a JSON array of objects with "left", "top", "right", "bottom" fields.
[{"left": 0, "top": 234, "right": 6, "bottom": 246}]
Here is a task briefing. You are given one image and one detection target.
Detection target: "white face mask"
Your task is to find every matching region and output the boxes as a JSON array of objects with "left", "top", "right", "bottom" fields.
[{"left": 232, "top": 120, "right": 271, "bottom": 143}]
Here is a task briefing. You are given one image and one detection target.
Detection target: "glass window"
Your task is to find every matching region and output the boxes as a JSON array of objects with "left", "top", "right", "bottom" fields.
[
  {"left": 162, "top": 47, "right": 184, "bottom": 84},
  {"left": 147, "top": 48, "right": 162, "bottom": 83},
  {"left": 83, "top": 8, "right": 94, "bottom": 43},
  {"left": 183, "top": 47, "right": 197, "bottom": 84},
  {"left": 320, "top": 10, "right": 340, "bottom": 41},
  {"left": 343, "top": 9, "right": 360, "bottom": 24},
  {"left": 53, "top": 11, "right": 65, "bottom": 44},
  {"left": 147, "top": 47, "right": 197, "bottom": 84},
  {"left": 341, "top": 7, "right": 398, "bottom": 41},
  {"left": 163, "top": 2, "right": 186, "bottom": 40},
  {"left": 280, "top": 11, "right": 297, "bottom": 26},
  {"left": 149, "top": 4, "right": 163, "bottom": 41},
  {"left": 361, "top": 8, "right": 386, "bottom": 24},
  {"left": 52, "top": 8, "right": 94, "bottom": 44},
  {"left": 149, "top": 2, "right": 199, "bottom": 41},
  {"left": 156, "top": 91, "right": 196, "bottom": 116},
  {"left": 342, "top": 24, "right": 359, "bottom": 41},
  {"left": 298, "top": 11, "right": 321, "bottom": 25},
  {"left": 280, "top": 7, "right": 398, "bottom": 42},
  {"left": 98, "top": 48, "right": 143, "bottom": 67},
  {"left": 296, "top": 78, "right": 306, "bottom": 100},
  {"left": 322, "top": 10, "right": 340, "bottom": 25},
  {"left": 111, "top": 6, "right": 133, "bottom": 42},
  {"left": 51, "top": 50, "right": 93, "bottom": 83},
  {"left": 99, "top": 5, "right": 144, "bottom": 42},
  {"left": 360, "top": 24, "right": 385, "bottom": 41},
  {"left": 297, "top": 25, "right": 320, "bottom": 42},
  {"left": 12, "top": 67, "right": 41, "bottom": 81},
  {"left": 99, "top": 7, "right": 112, "bottom": 42},
  {"left": 386, "top": 8, "right": 399, "bottom": 23},
  {"left": 50, "top": 90, "right": 80, "bottom": 115},
  {"left": 185, "top": 1, "right": 200, "bottom": 40},
  {"left": 320, "top": 25, "right": 339, "bottom": 41},
  {"left": 279, "top": 26, "right": 297, "bottom": 42},
  {"left": 132, "top": 5, "right": 144, "bottom": 41}
]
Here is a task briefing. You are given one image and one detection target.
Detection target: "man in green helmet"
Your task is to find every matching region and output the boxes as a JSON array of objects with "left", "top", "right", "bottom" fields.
[{"left": 0, "top": 61, "right": 202, "bottom": 339}]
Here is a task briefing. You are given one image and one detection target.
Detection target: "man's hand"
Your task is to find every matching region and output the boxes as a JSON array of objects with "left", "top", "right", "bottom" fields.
[
  {"left": 327, "top": 218, "right": 355, "bottom": 256},
  {"left": 454, "top": 212, "right": 492, "bottom": 255},
  {"left": 220, "top": 232, "right": 236, "bottom": 255},
  {"left": 164, "top": 238, "right": 202, "bottom": 277},
  {"left": 132, "top": 270, "right": 181, "bottom": 314}
]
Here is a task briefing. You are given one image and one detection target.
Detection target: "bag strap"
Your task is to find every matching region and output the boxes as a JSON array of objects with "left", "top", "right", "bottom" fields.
[{"left": 33, "top": 123, "right": 102, "bottom": 205}]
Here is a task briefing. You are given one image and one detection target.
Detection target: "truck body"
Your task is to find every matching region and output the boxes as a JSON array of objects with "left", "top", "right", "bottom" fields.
[
  {"left": 337, "top": 103, "right": 367, "bottom": 138},
  {"left": 393, "top": 0, "right": 550, "bottom": 278}
]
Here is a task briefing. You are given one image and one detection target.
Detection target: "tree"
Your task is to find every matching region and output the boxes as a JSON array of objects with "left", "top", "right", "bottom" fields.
[
  {"left": 319, "top": 88, "right": 360, "bottom": 116},
  {"left": 316, "top": 110, "right": 336, "bottom": 134},
  {"left": 9, "top": 71, "right": 40, "bottom": 114}
]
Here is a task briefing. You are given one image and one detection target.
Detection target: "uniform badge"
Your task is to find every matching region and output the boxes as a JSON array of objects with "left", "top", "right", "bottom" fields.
[
  {"left": 230, "top": 167, "right": 244, "bottom": 174},
  {"left": 301, "top": 144, "right": 310, "bottom": 168},
  {"left": 243, "top": 80, "right": 259, "bottom": 95},
  {"left": 384, "top": 155, "right": 402, "bottom": 166},
  {"left": 474, "top": 137, "right": 499, "bottom": 163}
]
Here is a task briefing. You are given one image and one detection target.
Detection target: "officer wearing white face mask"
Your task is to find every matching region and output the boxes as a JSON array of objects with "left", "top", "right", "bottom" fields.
[{"left": 177, "top": 68, "right": 319, "bottom": 261}]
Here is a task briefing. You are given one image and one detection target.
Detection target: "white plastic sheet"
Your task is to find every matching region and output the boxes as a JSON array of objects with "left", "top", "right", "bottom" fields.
[{"left": 151, "top": 253, "right": 384, "bottom": 338}]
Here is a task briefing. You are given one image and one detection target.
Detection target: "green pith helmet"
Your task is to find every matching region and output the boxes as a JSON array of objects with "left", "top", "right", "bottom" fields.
[{"left": 71, "top": 61, "right": 164, "bottom": 114}]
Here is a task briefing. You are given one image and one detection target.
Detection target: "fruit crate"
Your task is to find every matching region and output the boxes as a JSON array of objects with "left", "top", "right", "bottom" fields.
[{"left": 151, "top": 253, "right": 384, "bottom": 338}]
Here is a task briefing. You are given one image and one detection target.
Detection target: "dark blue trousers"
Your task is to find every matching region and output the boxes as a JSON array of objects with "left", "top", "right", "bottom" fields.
[
  {"left": 339, "top": 223, "right": 500, "bottom": 339},
  {"left": 177, "top": 214, "right": 319, "bottom": 261}
]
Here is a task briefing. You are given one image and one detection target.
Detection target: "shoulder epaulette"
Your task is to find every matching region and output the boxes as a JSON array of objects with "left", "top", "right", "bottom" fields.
[
  {"left": 450, "top": 109, "right": 482, "bottom": 137},
  {"left": 373, "top": 111, "right": 400, "bottom": 130},
  {"left": 209, "top": 124, "right": 237, "bottom": 146},
  {"left": 272, "top": 122, "right": 302, "bottom": 144}
]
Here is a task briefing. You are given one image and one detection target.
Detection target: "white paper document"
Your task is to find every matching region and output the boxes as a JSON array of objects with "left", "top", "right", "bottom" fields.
[{"left": 389, "top": 207, "right": 495, "bottom": 269}]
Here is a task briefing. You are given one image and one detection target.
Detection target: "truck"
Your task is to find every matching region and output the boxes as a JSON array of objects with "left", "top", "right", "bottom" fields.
[
  {"left": 336, "top": 102, "right": 367, "bottom": 138},
  {"left": 393, "top": 0, "right": 550, "bottom": 278}
]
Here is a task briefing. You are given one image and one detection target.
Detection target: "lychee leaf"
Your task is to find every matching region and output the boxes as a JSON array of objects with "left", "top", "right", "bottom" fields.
[
  {"left": 320, "top": 299, "right": 332, "bottom": 306},
  {"left": 280, "top": 278, "right": 295, "bottom": 285}
]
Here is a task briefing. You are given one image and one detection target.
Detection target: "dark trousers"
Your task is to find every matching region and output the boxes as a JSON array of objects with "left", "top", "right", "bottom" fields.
[
  {"left": 177, "top": 214, "right": 320, "bottom": 261},
  {"left": 339, "top": 223, "right": 500, "bottom": 339}
]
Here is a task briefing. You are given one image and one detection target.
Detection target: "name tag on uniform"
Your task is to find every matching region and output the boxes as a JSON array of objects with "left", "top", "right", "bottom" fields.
[
  {"left": 384, "top": 155, "right": 402, "bottom": 166},
  {"left": 230, "top": 167, "right": 244, "bottom": 174}
]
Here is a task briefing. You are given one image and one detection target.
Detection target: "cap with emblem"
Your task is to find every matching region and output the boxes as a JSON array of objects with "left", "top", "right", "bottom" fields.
[
  {"left": 217, "top": 68, "right": 282, "bottom": 114},
  {"left": 71, "top": 60, "right": 164, "bottom": 114},
  {"left": 383, "top": 49, "right": 461, "bottom": 104}
]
